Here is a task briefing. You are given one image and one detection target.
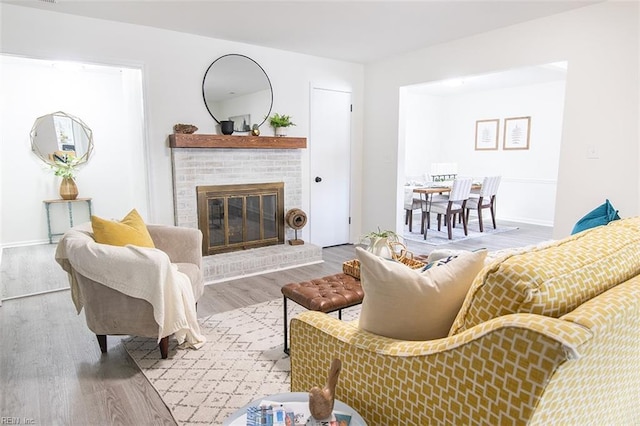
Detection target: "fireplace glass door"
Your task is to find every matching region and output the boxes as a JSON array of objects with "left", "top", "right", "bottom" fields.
[{"left": 198, "top": 183, "right": 284, "bottom": 255}]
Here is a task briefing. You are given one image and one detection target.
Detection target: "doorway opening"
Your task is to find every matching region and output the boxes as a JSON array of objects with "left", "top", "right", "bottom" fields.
[
  {"left": 0, "top": 54, "right": 148, "bottom": 246},
  {"left": 398, "top": 62, "right": 567, "bottom": 228}
]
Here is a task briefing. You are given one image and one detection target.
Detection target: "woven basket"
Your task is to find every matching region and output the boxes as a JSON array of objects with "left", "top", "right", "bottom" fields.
[
  {"left": 342, "top": 259, "right": 361, "bottom": 279},
  {"left": 399, "top": 256, "right": 426, "bottom": 270},
  {"left": 342, "top": 243, "right": 425, "bottom": 279}
]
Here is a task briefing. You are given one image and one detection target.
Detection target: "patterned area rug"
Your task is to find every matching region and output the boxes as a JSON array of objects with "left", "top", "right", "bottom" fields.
[
  {"left": 404, "top": 217, "right": 518, "bottom": 246},
  {"left": 123, "top": 299, "right": 361, "bottom": 425}
]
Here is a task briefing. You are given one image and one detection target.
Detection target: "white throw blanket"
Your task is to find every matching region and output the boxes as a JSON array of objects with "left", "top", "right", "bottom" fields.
[{"left": 55, "top": 226, "right": 205, "bottom": 349}]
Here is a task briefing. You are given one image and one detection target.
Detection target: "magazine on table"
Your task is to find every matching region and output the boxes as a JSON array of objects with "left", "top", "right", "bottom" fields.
[{"left": 232, "top": 400, "right": 351, "bottom": 426}]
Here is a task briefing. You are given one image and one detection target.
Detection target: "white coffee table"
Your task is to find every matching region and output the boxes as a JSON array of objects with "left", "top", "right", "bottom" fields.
[{"left": 223, "top": 391, "right": 367, "bottom": 425}]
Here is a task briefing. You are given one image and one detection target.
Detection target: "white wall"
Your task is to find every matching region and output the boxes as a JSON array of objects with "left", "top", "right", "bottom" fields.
[
  {"left": 366, "top": 1, "right": 639, "bottom": 237},
  {"left": 403, "top": 80, "right": 566, "bottom": 225},
  {"left": 0, "top": 3, "right": 364, "bottom": 246},
  {"left": 0, "top": 56, "right": 148, "bottom": 245}
]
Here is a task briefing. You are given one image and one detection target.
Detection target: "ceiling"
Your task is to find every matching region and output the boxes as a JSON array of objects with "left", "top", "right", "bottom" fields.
[
  {"left": 4, "top": 0, "right": 597, "bottom": 64},
  {"left": 409, "top": 61, "right": 568, "bottom": 96}
]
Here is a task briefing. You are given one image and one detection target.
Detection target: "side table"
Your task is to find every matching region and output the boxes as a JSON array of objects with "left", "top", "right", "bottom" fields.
[
  {"left": 223, "top": 392, "right": 367, "bottom": 425},
  {"left": 43, "top": 198, "right": 92, "bottom": 244}
]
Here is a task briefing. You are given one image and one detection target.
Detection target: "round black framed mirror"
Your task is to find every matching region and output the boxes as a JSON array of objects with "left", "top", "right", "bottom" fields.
[
  {"left": 30, "top": 111, "right": 94, "bottom": 166},
  {"left": 202, "top": 54, "right": 273, "bottom": 132}
]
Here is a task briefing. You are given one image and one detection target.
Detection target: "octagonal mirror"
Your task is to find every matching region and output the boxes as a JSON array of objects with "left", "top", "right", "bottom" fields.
[{"left": 30, "top": 111, "right": 93, "bottom": 166}]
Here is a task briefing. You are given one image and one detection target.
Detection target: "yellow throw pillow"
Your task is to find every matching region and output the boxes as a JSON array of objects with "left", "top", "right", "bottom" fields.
[
  {"left": 356, "top": 247, "right": 487, "bottom": 341},
  {"left": 91, "top": 208, "right": 155, "bottom": 248}
]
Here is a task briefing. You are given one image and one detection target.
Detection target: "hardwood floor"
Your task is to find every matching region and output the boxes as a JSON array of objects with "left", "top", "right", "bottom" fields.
[
  {"left": 0, "top": 220, "right": 552, "bottom": 425},
  {"left": 0, "top": 243, "right": 70, "bottom": 300}
]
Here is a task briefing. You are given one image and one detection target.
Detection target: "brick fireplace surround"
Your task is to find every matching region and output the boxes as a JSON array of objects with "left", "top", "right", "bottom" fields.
[{"left": 171, "top": 145, "right": 322, "bottom": 284}]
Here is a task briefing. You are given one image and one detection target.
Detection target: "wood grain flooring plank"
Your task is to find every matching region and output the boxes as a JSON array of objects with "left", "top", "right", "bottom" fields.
[
  {"left": 0, "top": 298, "right": 43, "bottom": 421},
  {"left": 1, "top": 244, "right": 69, "bottom": 299}
]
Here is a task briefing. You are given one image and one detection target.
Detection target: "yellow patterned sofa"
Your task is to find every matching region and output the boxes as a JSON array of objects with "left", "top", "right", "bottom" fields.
[{"left": 290, "top": 217, "right": 640, "bottom": 425}]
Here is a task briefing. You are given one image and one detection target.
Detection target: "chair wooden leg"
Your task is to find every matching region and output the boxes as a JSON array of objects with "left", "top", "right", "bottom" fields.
[
  {"left": 446, "top": 214, "right": 453, "bottom": 239},
  {"left": 478, "top": 206, "right": 484, "bottom": 232},
  {"left": 408, "top": 210, "right": 413, "bottom": 232},
  {"left": 462, "top": 210, "right": 468, "bottom": 236},
  {"left": 96, "top": 334, "right": 107, "bottom": 353},
  {"left": 490, "top": 202, "right": 497, "bottom": 229},
  {"left": 422, "top": 212, "right": 431, "bottom": 240},
  {"left": 437, "top": 214, "right": 442, "bottom": 231},
  {"left": 159, "top": 336, "right": 169, "bottom": 359}
]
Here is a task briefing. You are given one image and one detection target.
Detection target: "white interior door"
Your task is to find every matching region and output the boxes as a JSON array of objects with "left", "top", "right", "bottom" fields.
[{"left": 309, "top": 87, "right": 352, "bottom": 247}]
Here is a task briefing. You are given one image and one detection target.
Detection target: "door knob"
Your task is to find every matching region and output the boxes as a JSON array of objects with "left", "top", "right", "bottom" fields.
[{"left": 315, "top": 176, "right": 322, "bottom": 183}]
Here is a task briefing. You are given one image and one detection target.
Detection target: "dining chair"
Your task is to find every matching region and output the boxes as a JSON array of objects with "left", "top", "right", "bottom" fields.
[
  {"left": 404, "top": 187, "right": 423, "bottom": 232},
  {"left": 465, "top": 176, "right": 501, "bottom": 232},
  {"left": 426, "top": 178, "right": 473, "bottom": 240}
]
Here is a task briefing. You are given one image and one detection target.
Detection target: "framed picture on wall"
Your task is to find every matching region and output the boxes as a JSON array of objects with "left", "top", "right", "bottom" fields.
[
  {"left": 503, "top": 116, "right": 531, "bottom": 150},
  {"left": 475, "top": 119, "right": 499, "bottom": 150}
]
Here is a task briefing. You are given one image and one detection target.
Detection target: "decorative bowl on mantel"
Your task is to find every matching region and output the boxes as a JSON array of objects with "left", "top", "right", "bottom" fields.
[{"left": 173, "top": 123, "right": 198, "bottom": 134}]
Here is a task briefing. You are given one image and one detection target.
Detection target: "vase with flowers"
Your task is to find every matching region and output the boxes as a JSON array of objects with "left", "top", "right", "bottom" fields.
[{"left": 51, "top": 153, "right": 81, "bottom": 200}]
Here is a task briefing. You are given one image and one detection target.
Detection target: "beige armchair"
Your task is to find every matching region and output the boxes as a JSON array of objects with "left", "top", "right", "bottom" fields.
[{"left": 55, "top": 223, "right": 204, "bottom": 359}]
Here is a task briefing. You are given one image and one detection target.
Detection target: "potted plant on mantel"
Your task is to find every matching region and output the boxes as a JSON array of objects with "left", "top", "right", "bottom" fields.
[{"left": 268, "top": 113, "right": 296, "bottom": 137}]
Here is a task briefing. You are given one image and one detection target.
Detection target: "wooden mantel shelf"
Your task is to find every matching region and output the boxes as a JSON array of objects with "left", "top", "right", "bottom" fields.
[{"left": 170, "top": 133, "right": 306, "bottom": 149}]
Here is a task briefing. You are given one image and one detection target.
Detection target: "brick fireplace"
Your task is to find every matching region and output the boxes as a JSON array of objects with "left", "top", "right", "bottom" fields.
[{"left": 170, "top": 136, "right": 322, "bottom": 284}]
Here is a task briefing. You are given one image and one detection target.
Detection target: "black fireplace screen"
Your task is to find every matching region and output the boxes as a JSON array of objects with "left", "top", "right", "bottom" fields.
[{"left": 197, "top": 182, "right": 284, "bottom": 255}]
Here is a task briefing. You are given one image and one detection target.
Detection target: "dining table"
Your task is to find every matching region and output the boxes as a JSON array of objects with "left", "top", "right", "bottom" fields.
[
  {"left": 412, "top": 182, "right": 482, "bottom": 196},
  {"left": 409, "top": 182, "right": 482, "bottom": 237}
]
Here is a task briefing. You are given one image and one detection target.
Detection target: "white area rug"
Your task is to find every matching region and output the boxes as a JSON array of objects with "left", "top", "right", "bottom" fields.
[
  {"left": 404, "top": 217, "right": 518, "bottom": 246},
  {"left": 123, "top": 299, "right": 361, "bottom": 425}
]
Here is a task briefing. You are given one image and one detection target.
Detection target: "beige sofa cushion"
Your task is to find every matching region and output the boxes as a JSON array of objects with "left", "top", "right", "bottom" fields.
[
  {"left": 450, "top": 216, "right": 640, "bottom": 335},
  {"left": 356, "top": 247, "right": 487, "bottom": 340}
]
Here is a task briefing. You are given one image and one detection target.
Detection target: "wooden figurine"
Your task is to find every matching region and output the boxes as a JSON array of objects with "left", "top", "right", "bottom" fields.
[{"left": 309, "top": 358, "right": 342, "bottom": 420}]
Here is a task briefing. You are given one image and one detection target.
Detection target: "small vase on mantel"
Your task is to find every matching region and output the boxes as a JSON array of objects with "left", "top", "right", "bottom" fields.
[
  {"left": 275, "top": 127, "right": 288, "bottom": 137},
  {"left": 220, "top": 120, "right": 234, "bottom": 135},
  {"left": 60, "top": 177, "right": 79, "bottom": 200}
]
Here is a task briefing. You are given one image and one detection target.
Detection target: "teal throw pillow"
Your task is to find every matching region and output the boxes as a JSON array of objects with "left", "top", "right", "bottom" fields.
[{"left": 571, "top": 199, "right": 620, "bottom": 235}]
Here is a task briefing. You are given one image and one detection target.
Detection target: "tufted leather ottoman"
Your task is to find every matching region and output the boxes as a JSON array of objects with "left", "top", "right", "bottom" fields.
[{"left": 281, "top": 273, "right": 363, "bottom": 354}]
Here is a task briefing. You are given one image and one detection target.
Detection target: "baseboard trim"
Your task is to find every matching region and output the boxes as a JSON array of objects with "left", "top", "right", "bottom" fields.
[
  {"left": 1, "top": 286, "right": 69, "bottom": 303},
  {"left": 204, "top": 259, "right": 324, "bottom": 285}
]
